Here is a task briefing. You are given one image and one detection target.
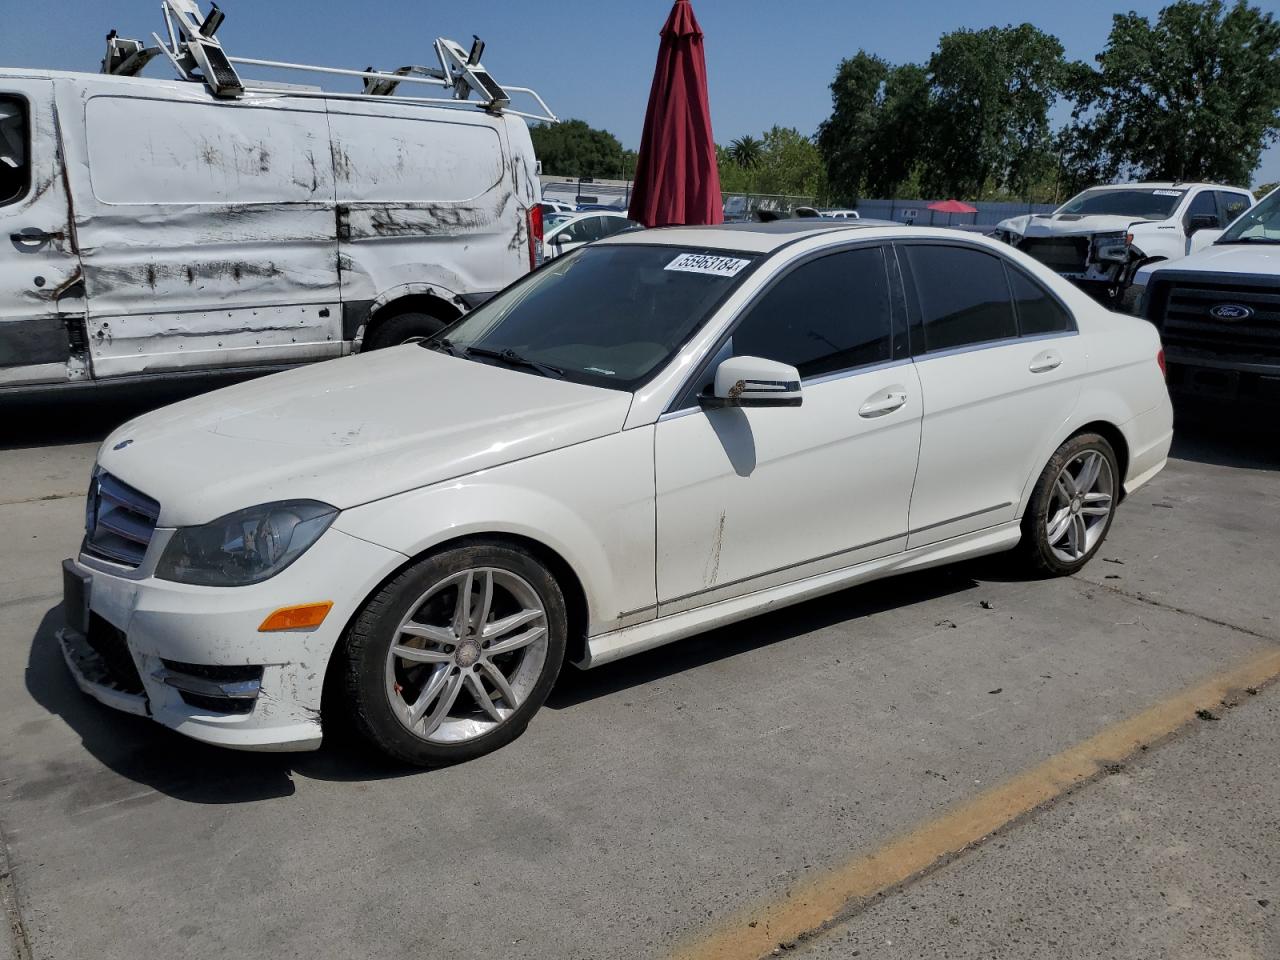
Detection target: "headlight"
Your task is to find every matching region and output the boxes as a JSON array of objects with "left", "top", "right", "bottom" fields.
[
  {"left": 1092, "top": 232, "right": 1129, "bottom": 262},
  {"left": 156, "top": 500, "right": 337, "bottom": 586}
]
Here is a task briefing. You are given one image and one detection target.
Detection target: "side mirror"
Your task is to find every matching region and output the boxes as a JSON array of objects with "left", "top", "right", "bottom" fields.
[
  {"left": 1187, "top": 213, "right": 1220, "bottom": 234},
  {"left": 701, "top": 356, "right": 802, "bottom": 409}
]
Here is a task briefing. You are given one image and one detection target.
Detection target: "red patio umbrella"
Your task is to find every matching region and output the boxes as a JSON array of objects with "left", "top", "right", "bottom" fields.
[
  {"left": 926, "top": 199, "right": 979, "bottom": 214},
  {"left": 627, "top": 0, "right": 723, "bottom": 228}
]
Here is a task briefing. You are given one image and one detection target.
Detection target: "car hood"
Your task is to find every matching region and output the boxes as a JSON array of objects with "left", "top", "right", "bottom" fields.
[
  {"left": 98, "top": 348, "right": 633, "bottom": 527},
  {"left": 1135, "top": 242, "right": 1280, "bottom": 284},
  {"left": 999, "top": 213, "right": 1145, "bottom": 238}
]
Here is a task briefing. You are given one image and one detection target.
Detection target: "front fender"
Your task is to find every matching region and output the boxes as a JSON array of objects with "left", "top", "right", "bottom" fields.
[{"left": 331, "top": 428, "right": 657, "bottom": 637}]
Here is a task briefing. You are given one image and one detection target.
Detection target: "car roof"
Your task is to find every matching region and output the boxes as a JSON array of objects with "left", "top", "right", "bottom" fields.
[
  {"left": 601, "top": 219, "right": 911, "bottom": 253},
  {"left": 1081, "top": 181, "right": 1245, "bottom": 192}
]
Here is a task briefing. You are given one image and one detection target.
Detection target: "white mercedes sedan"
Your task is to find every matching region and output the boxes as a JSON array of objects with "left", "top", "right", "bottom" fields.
[{"left": 61, "top": 222, "right": 1173, "bottom": 766}]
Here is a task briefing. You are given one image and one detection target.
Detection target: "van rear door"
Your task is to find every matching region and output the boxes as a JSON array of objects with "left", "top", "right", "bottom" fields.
[
  {"left": 57, "top": 79, "right": 342, "bottom": 379},
  {"left": 0, "top": 78, "right": 85, "bottom": 389}
]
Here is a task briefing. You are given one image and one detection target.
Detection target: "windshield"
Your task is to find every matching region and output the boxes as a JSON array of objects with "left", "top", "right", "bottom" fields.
[
  {"left": 544, "top": 213, "right": 575, "bottom": 229},
  {"left": 1056, "top": 188, "right": 1185, "bottom": 220},
  {"left": 439, "top": 245, "right": 758, "bottom": 391},
  {"left": 1218, "top": 189, "right": 1278, "bottom": 243}
]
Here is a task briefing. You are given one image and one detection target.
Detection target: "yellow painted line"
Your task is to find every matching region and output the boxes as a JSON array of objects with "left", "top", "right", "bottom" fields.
[{"left": 672, "top": 646, "right": 1280, "bottom": 960}]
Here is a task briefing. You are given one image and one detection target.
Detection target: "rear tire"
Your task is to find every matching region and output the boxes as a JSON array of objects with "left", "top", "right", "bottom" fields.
[
  {"left": 341, "top": 543, "right": 567, "bottom": 767},
  {"left": 1017, "top": 432, "right": 1119, "bottom": 576},
  {"left": 363, "top": 311, "right": 448, "bottom": 350}
]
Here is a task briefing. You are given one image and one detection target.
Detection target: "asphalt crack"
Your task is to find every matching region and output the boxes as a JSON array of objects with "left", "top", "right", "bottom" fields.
[
  {"left": 1077, "top": 575, "right": 1277, "bottom": 644},
  {"left": 0, "top": 821, "right": 33, "bottom": 960}
]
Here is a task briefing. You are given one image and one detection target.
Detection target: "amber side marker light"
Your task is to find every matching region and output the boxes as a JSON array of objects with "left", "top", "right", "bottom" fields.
[{"left": 258, "top": 602, "right": 334, "bottom": 632}]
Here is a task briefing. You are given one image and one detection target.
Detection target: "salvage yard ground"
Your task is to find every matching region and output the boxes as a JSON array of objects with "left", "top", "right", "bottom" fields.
[{"left": 0, "top": 385, "right": 1277, "bottom": 960}]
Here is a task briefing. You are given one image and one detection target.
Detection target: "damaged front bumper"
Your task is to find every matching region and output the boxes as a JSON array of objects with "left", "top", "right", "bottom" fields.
[
  {"left": 58, "top": 527, "right": 405, "bottom": 752},
  {"left": 998, "top": 230, "right": 1141, "bottom": 294}
]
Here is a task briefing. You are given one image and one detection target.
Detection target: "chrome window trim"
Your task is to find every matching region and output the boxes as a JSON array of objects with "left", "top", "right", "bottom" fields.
[{"left": 912, "top": 329, "right": 1080, "bottom": 364}]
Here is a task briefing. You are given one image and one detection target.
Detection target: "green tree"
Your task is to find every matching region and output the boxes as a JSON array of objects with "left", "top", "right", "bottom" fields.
[
  {"left": 1066, "top": 1, "right": 1280, "bottom": 185},
  {"left": 529, "top": 119, "right": 629, "bottom": 179},
  {"left": 728, "top": 135, "right": 764, "bottom": 169},
  {"left": 817, "top": 52, "right": 891, "bottom": 203},
  {"left": 921, "top": 24, "right": 1069, "bottom": 198},
  {"left": 718, "top": 127, "right": 828, "bottom": 201},
  {"left": 863, "top": 64, "right": 931, "bottom": 198},
  {"left": 1256, "top": 181, "right": 1280, "bottom": 200}
]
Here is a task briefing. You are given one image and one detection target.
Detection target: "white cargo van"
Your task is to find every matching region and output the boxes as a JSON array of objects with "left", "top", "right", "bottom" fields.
[{"left": 0, "top": 3, "right": 552, "bottom": 393}]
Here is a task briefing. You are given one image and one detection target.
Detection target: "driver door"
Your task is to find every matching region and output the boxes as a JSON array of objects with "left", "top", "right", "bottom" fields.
[
  {"left": 0, "top": 79, "right": 84, "bottom": 388},
  {"left": 654, "top": 245, "right": 921, "bottom": 614}
]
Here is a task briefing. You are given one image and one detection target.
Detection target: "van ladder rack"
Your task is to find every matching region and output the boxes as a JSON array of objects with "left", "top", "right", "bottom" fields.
[{"left": 100, "top": 1, "right": 557, "bottom": 121}]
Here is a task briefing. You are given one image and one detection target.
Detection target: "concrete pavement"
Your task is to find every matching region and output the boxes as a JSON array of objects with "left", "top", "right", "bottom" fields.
[{"left": 0, "top": 387, "right": 1276, "bottom": 960}]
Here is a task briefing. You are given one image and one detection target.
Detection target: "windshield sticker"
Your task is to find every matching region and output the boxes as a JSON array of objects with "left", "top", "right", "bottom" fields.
[
  {"left": 1152, "top": 189, "right": 1183, "bottom": 197},
  {"left": 665, "top": 253, "right": 751, "bottom": 277}
]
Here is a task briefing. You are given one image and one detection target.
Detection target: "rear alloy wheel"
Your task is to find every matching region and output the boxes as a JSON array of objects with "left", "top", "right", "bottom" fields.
[
  {"left": 363, "top": 311, "right": 448, "bottom": 350},
  {"left": 343, "top": 544, "right": 567, "bottom": 766},
  {"left": 1019, "top": 433, "right": 1119, "bottom": 576}
]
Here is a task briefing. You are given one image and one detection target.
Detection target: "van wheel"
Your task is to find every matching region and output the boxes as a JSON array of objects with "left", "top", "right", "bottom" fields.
[
  {"left": 342, "top": 543, "right": 568, "bottom": 767},
  {"left": 363, "top": 311, "right": 448, "bottom": 350},
  {"left": 1018, "top": 433, "right": 1119, "bottom": 577}
]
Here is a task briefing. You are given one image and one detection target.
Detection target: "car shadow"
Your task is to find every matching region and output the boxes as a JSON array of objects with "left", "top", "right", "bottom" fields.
[
  {"left": 24, "top": 605, "right": 417, "bottom": 804},
  {"left": 547, "top": 564, "right": 980, "bottom": 710},
  {"left": 1169, "top": 401, "right": 1280, "bottom": 471},
  {"left": 24, "top": 565, "right": 981, "bottom": 800},
  {"left": 0, "top": 374, "right": 262, "bottom": 452}
]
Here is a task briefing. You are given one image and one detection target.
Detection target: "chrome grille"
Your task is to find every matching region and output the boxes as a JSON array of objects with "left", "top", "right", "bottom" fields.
[
  {"left": 84, "top": 471, "right": 160, "bottom": 569},
  {"left": 1152, "top": 279, "right": 1280, "bottom": 362}
]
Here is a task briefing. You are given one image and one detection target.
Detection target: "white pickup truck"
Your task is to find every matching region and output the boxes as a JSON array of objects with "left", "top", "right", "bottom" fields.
[
  {"left": 995, "top": 183, "right": 1254, "bottom": 307},
  {"left": 1131, "top": 186, "right": 1279, "bottom": 406}
]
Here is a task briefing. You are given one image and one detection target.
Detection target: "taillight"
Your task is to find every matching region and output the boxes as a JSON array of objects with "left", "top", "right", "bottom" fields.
[
  {"left": 527, "top": 205, "right": 544, "bottom": 271},
  {"left": 1156, "top": 348, "right": 1166, "bottom": 379}
]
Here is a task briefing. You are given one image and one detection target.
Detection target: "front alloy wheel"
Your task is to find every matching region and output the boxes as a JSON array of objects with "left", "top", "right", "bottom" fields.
[{"left": 342, "top": 543, "right": 567, "bottom": 766}]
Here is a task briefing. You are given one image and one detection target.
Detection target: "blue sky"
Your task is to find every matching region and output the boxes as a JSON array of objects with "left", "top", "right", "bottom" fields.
[{"left": 3, "top": 0, "right": 1278, "bottom": 187}]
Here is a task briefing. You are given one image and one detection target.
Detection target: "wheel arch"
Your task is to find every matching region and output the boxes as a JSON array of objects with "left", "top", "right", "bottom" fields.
[
  {"left": 1071, "top": 419, "right": 1130, "bottom": 492},
  {"left": 321, "top": 531, "right": 591, "bottom": 719},
  {"left": 355, "top": 287, "right": 464, "bottom": 350}
]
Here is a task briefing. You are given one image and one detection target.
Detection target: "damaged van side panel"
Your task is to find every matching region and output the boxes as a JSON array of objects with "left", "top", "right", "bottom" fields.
[
  {"left": 56, "top": 79, "right": 343, "bottom": 378},
  {"left": 327, "top": 101, "right": 531, "bottom": 328}
]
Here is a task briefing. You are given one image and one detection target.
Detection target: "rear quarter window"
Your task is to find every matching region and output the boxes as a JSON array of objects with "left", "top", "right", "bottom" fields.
[{"left": 1006, "top": 266, "right": 1073, "bottom": 336}]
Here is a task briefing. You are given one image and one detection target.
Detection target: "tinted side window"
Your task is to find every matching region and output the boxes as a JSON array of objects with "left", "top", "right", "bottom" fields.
[
  {"left": 1216, "top": 192, "right": 1250, "bottom": 225},
  {"left": 904, "top": 246, "right": 1017, "bottom": 352},
  {"left": 1184, "top": 191, "right": 1219, "bottom": 227},
  {"left": 1007, "top": 267, "right": 1072, "bottom": 336},
  {"left": 730, "top": 247, "right": 892, "bottom": 379},
  {"left": 0, "top": 96, "right": 29, "bottom": 207}
]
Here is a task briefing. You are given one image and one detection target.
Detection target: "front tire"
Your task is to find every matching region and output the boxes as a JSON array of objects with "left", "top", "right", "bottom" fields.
[
  {"left": 341, "top": 543, "right": 567, "bottom": 767},
  {"left": 1018, "top": 433, "right": 1119, "bottom": 576}
]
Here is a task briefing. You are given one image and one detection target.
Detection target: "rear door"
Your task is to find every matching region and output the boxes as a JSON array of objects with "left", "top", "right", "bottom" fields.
[
  {"left": 0, "top": 78, "right": 84, "bottom": 389},
  {"left": 58, "top": 79, "right": 342, "bottom": 379},
  {"left": 899, "top": 242, "right": 1085, "bottom": 547}
]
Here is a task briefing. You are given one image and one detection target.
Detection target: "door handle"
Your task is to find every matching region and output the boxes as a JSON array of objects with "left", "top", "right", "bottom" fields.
[
  {"left": 1029, "top": 351, "right": 1063, "bottom": 374},
  {"left": 858, "top": 391, "right": 908, "bottom": 418},
  {"left": 10, "top": 229, "right": 64, "bottom": 245}
]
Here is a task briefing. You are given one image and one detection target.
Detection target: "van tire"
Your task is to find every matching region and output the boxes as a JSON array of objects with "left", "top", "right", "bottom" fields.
[{"left": 363, "top": 311, "right": 448, "bottom": 350}]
